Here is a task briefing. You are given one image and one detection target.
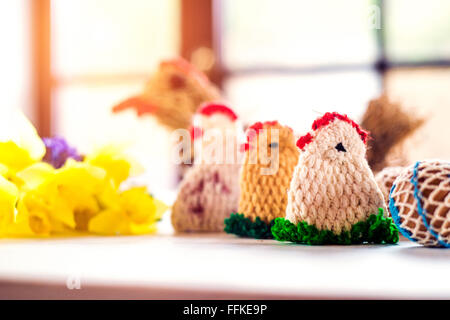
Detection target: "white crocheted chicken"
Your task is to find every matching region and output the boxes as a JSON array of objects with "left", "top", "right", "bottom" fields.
[
  {"left": 171, "top": 103, "right": 242, "bottom": 232},
  {"left": 272, "top": 112, "right": 398, "bottom": 245}
]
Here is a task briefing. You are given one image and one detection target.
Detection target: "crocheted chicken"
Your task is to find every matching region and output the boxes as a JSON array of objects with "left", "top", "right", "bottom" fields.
[
  {"left": 112, "top": 58, "right": 221, "bottom": 131},
  {"left": 112, "top": 58, "right": 221, "bottom": 180},
  {"left": 225, "top": 121, "right": 299, "bottom": 239},
  {"left": 272, "top": 112, "right": 398, "bottom": 245},
  {"left": 171, "top": 103, "right": 242, "bottom": 232}
]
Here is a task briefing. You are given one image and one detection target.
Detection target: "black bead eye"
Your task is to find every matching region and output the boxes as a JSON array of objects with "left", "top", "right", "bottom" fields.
[
  {"left": 269, "top": 142, "right": 279, "bottom": 148},
  {"left": 335, "top": 142, "right": 346, "bottom": 152}
]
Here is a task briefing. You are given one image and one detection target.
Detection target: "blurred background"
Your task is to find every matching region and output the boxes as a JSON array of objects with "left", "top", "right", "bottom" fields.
[{"left": 1, "top": 0, "right": 450, "bottom": 192}]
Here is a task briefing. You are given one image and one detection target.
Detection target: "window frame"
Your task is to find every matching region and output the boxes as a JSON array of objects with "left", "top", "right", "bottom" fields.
[
  {"left": 31, "top": 0, "right": 450, "bottom": 136},
  {"left": 213, "top": 0, "right": 450, "bottom": 88}
]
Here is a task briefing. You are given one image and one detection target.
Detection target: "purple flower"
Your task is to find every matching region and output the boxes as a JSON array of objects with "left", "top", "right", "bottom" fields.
[{"left": 42, "top": 137, "right": 83, "bottom": 169}]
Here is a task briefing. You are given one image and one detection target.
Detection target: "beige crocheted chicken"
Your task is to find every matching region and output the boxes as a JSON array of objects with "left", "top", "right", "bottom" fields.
[
  {"left": 171, "top": 103, "right": 242, "bottom": 232},
  {"left": 224, "top": 121, "right": 299, "bottom": 239},
  {"left": 272, "top": 112, "right": 398, "bottom": 245}
]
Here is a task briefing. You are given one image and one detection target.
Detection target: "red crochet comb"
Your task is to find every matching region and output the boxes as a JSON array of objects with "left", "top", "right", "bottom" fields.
[
  {"left": 240, "top": 120, "right": 280, "bottom": 152},
  {"left": 296, "top": 112, "right": 369, "bottom": 150},
  {"left": 296, "top": 133, "right": 313, "bottom": 150},
  {"left": 197, "top": 103, "right": 238, "bottom": 121}
]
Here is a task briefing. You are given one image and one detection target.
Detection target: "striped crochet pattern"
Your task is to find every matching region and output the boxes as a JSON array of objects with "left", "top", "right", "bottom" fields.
[
  {"left": 225, "top": 121, "right": 299, "bottom": 238},
  {"left": 274, "top": 112, "right": 396, "bottom": 245},
  {"left": 389, "top": 160, "right": 450, "bottom": 247}
]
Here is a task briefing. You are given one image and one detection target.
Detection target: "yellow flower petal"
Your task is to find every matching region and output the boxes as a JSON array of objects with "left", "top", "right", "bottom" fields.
[
  {"left": 0, "top": 175, "right": 19, "bottom": 236},
  {"left": 129, "top": 221, "right": 158, "bottom": 235},
  {"left": 120, "top": 187, "right": 167, "bottom": 234},
  {"left": 16, "top": 162, "right": 55, "bottom": 190},
  {"left": 153, "top": 198, "right": 170, "bottom": 220},
  {"left": 0, "top": 164, "right": 8, "bottom": 176},
  {"left": 0, "top": 110, "right": 45, "bottom": 161},
  {"left": 49, "top": 195, "right": 76, "bottom": 229},
  {"left": 56, "top": 159, "right": 107, "bottom": 193},
  {"left": 120, "top": 187, "right": 156, "bottom": 223},
  {"left": 88, "top": 187, "right": 167, "bottom": 236},
  {"left": 85, "top": 145, "right": 143, "bottom": 187},
  {"left": 0, "top": 141, "right": 35, "bottom": 174},
  {"left": 8, "top": 196, "right": 34, "bottom": 237},
  {"left": 28, "top": 210, "right": 52, "bottom": 235},
  {"left": 88, "top": 209, "right": 129, "bottom": 235}
]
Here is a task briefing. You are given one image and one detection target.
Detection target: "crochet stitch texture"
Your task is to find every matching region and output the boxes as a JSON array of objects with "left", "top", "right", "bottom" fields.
[
  {"left": 224, "top": 213, "right": 275, "bottom": 239},
  {"left": 237, "top": 122, "right": 299, "bottom": 224},
  {"left": 272, "top": 209, "right": 398, "bottom": 245},
  {"left": 172, "top": 163, "right": 241, "bottom": 232},
  {"left": 285, "top": 112, "right": 387, "bottom": 235},
  {"left": 171, "top": 104, "right": 241, "bottom": 232}
]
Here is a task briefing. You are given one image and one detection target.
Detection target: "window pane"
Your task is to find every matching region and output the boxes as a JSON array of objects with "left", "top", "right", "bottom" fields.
[
  {"left": 222, "top": 0, "right": 377, "bottom": 69},
  {"left": 0, "top": 0, "right": 32, "bottom": 119},
  {"left": 386, "top": 68, "right": 450, "bottom": 160},
  {"left": 53, "top": 83, "right": 177, "bottom": 191},
  {"left": 224, "top": 70, "right": 380, "bottom": 134},
  {"left": 51, "top": 0, "right": 180, "bottom": 78},
  {"left": 386, "top": 0, "right": 450, "bottom": 62}
]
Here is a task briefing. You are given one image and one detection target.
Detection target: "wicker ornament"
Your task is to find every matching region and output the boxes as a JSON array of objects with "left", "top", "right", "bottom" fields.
[
  {"left": 112, "top": 58, "right": 221, "bottom": 131},
  {"left": 112, "top": 58, "right": 222, "bottom": 181},
  {"left": 224, "top": 121, "right": 299, "bottom": 239},
  {"left": 375, "top": 166, "right": 405, "bottom": 207},
  {"left": 272, "top": 112, "right": 398, "bottom": 245},
  {"left": 361, "top": 94, "right": 425, "bottom": 173},
  {"left": 171, "top": 104, "right": 242, "bottom": 232},
  {"left": 389, "top": 160, "right": 450, "bottom": 247}
]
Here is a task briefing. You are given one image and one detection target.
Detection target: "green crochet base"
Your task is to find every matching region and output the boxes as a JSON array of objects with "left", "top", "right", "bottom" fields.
[
  {"left": 224, "top": 213, "right": 275, "bottom": 239},
  {"left": 271, "top": 208, "right": 399, "bottom": 245}
]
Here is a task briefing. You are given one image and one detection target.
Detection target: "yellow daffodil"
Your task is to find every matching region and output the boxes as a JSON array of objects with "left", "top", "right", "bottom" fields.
[
  {"left": 0, "top": 141, "right": 35, "bottom": 172},
  {"left": 16, "top": 162, "right": 55, "bottom": 190},
  {"left": 0, "top": 111, "right": 168, "bottom": 238},
  {"left": 0, "top": 110, "right": 45, "bottom": 186},
  {"left": 0, "top": 109, "right": 45, "bottom": 165},
  {"left": 84, "top": 145, "right": 143, "bottom": 188},
  {"left": 0, "top": 175, "right": 19, "bottom": 236},
  {"left": 89, "top": 187, "right": 168, "bottom": 235},
  {"left": 11, "top": 159, "right": 110, "bottom": 236},
  {"left": 0, "top": 141, "right": 39, "bottom": 185},
  {"left": 7, "top": 162, "right": 61, "bottom": 236}
]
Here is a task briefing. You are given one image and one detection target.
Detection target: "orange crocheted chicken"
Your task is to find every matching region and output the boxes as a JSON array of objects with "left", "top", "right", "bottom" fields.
[
  {"left": 112, "top": 58, "right": 221, "bottom": 131},
  {"left": 272, "top": 112, "right": 398, "bottom": 245},
  {"left": 224, "top": 121, "right": 299, "bottom": 239},
  {"left": 171, "top": 103, "right": 242, "bottom": 232}
]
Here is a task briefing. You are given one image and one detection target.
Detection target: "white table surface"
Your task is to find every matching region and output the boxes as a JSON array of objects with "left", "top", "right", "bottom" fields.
[{"left": 0, "top": 209, "right": 449, "bottom": 299}]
